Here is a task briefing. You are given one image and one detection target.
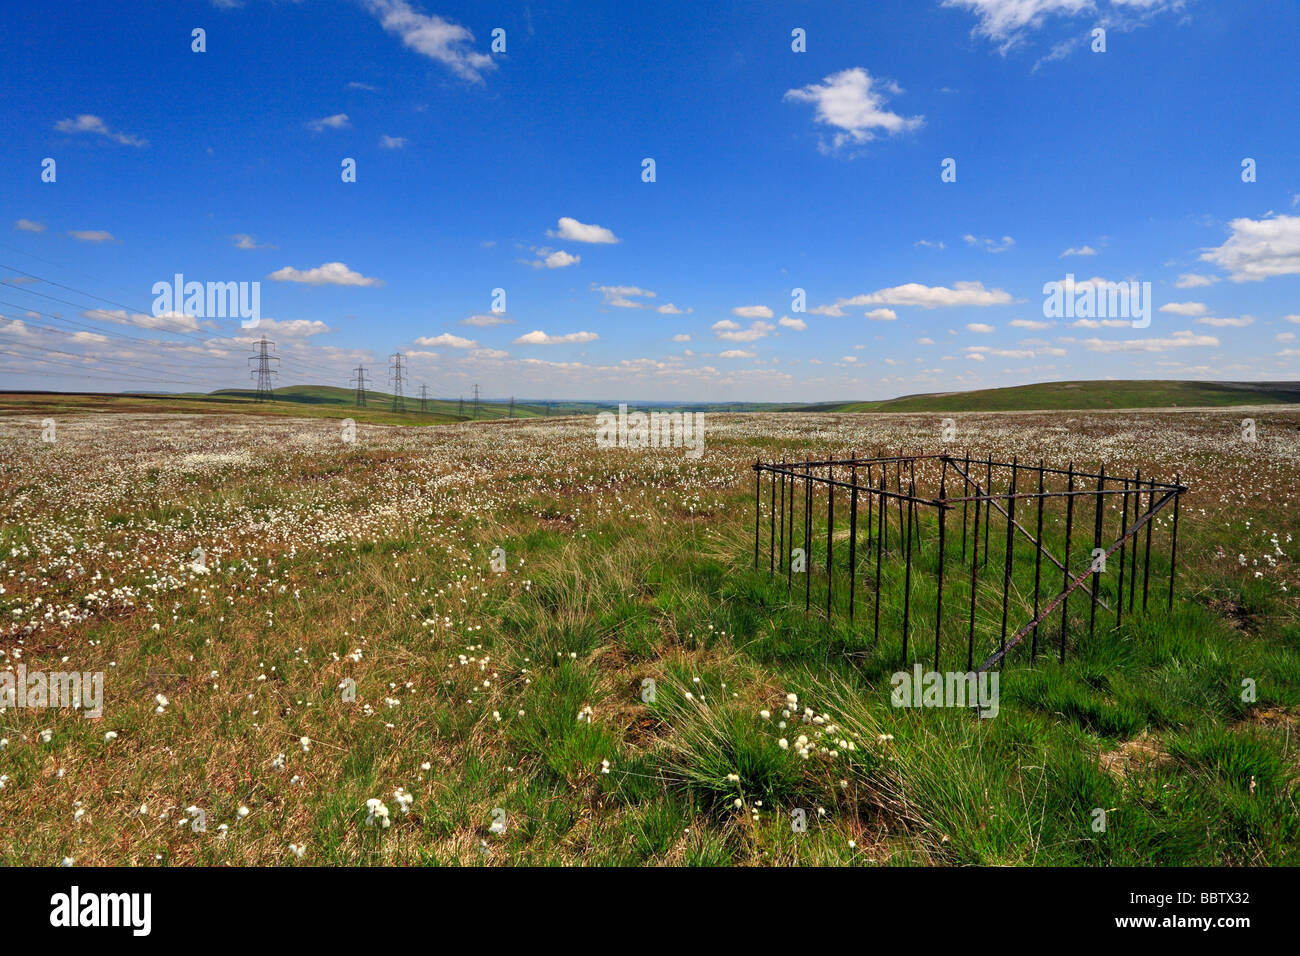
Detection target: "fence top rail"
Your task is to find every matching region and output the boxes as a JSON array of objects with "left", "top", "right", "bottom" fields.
[{"left": 754, "top": 457, "right": 1186, "bottom": 503}]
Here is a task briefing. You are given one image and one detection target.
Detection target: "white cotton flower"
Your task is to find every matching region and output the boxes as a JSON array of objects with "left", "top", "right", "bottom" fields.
[
  {"left": 104, "top": 731, "right": 118, "bottom": 742},
  {"left": 365, "top": 798, "right": 391, "bottom": 829},
  {"left": 237, "top": 805, "right": 249, "bottom": 818},
  {"left": 759, "top": 710, "right": 771, "bottom": 720},
  {"left": 39, "top": 729, "right": 53, "bottom": 743},
  {"left": 778, "top": 738, "right": 789, "bottom": 749},
  {"left": 300, "top": 736, "right": 311, "bottom": 752}
]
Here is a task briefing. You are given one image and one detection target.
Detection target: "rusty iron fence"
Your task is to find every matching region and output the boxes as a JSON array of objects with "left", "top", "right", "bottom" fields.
[{"left": 752, "top": 452, "right": 1186, "bottom": 673}]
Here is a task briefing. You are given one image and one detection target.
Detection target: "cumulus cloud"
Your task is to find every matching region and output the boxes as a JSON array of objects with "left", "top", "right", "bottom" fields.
[
  {"left": 964, "top": 234, "right": 1015, "bottom": 253},
  {"left": 656, "top": 302, "right": 687, "bottom": 314},
  {"left": 379, "top": 134, "right": 408, "bottom": 149},
  {"left": 716, "top": 320, "right": 775, "bottom": 343},
  {"left": 865, "top": 308, "right": 897, "bottom": 321},
  {"left": 550, "top": 217, "right": 619, "bottom": 244},
  {"left": 1200, "top": 214, "right": 1300, "bottom": 281},
  {"left": 823, "top": 281, "right": 1015, "bottom": 311},
  {"left": 1060, "top": 245, "right": 1097, "bottom": 257},
  {"left": 230, "top": 233, "right": 275, "bottom": 250},
  {"left": 13, "top": 219, "right": 45, "bottom": 233},
  {"left": 1159, "top": 301, "right": 1207, "bottom": 316},
  {"left": 1010, "top": 318, "right": 1051, "bottom": 329},
  {"left": 68, "top": 230, "right": 116, "bottom": 243},
  {"left": 784, "top": 68, "right": 923, "bottom": 154},
  {"left": 307, "top": 113, "right": 351, "bottom": 131},
  {"left": 415, "top": 333, "right": 476, "bottom": 348},
  {"left": 672, "top": 333, "right": 691, "bottom": 342},
  {"left": 1175, "top": 273, "right": 1218, "bottom": 288},
  {"left": 778, "top": 316, "right": 807, "bottom": 330},
  {"left": 966, "top": 322, "right": 995, "bottom": 333},
  {"left": 362, "top": 0, "right": 495, "bottom": 83},
  {"left": 54, "top": 114, "right": 147, "bottom": 147},
  {"left": 84, "top": 308, "right": 200, "bottom": 333},
  {"left": 1082, "top": 330, "right": 1219, "bottom": 352},
  {"left": 267, "top": 262, "right": 383, "bottom": 286},
  {"left": 732, "top": 305, "right": 773, "bottom": 319},
  {"left": 512, "top": 330, "right": 598, "bottom": 345},
  {"left": 459, "top": 313, "right": 512, "bottom": 326},
  {"left": 594, "top": 284, "right": 655, "bottom": 307},
  {"left": 1196, "top": 316, "right": 1253, "bottom": 327},
  {"left": 719, "top": 349, "right": 755, "bottom": 359}
]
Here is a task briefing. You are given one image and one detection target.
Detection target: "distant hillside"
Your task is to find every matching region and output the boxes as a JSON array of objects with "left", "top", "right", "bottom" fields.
[
  {"left": 4, "top": 380, "right": 1298, "bottom": 422},
  {"left": 795, "top": 380, "right": 1300, "bottom": 414}
]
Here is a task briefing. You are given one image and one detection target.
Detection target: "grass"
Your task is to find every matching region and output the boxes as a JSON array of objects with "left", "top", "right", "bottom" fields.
[{"left": 0, "top": 406, "right": 1296, "bottom": 865}]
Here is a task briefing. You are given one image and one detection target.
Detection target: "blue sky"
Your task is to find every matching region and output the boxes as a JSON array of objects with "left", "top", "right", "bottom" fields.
[{"left": 2, "top": 0, "right": 1299, "bottom": 401}]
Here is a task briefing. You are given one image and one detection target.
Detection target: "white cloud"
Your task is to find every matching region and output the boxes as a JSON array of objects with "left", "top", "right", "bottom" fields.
[
  {"left": 672, "top": 333, "right": 691, "bottom": 342},
  {"left": 1159, "top": 301, "right": 1207, "bottom": 316},
  {"left": 416, "top": 333, "right": 477, "bottom": 348},
  {"left": 594, "top": 284, "right": 654, "bottom": 307},
  {"left": 963, "top": 234, "right": 1015, "bottom": 253},
  {"left": 307, "top": 113, "right": 350, "bottom": 131},
  {"left": 68, "top": 230, "right": 116, "bottom": 243},
  {"left": 865, "top": 308, "right": 897, "bottom": 321},
  {"left": 550, "top": 217, "right": 619, "bottom": 244},
  {"left": 267, "top": 262, "right": 383, "bottom": 286},
  {"left": 54, "top": 114, "right": 147, "bottom": 147},
  {"left": 1060, "top": 245, "right": 1097, "bottom": 257},
  {"left": 716, "top": 320, "right": 775, "bottom": 343},
  {"left": 1196, "top": 316, "right": 1253, "bottom": 327},
  {"left": 838, "top": 281, "right": 1015, "bottom": 309},
  {"left": 914, "top": 239, "right": 945, "bottom": 249},
  {"left": 783, "top": 68, "right": 923, "bottom": 154},
  {"left": 542, "top": 250, "right": 580, "bottom": 269},
  {"left": 13, "top": 219, "right": 45, "bottom": 233},
  {"left": 732, "top": 305, "right": 773, "bottom": 319},
  {"left": 719, "top": 349, "right": 755, "bottom": 359},
  {"left": 85, "top": 308, "right": 200, "bottom": 333},
  {"left": 362, "top": 0, "right": 495, "bottom": 83},
  {"left": 230, "top": 233, "right": 274, "bottom": 250},
  {"left": 460, "top": 313, "right": 512, "bottom": 327},
  {"left": 1175, "top": 273, "right": 1218, "bottom": 288},
  {"left": 1070, "top": 318, "right": 1131, "bottom": 328},
  {"left": 1200, "top": 214, "right": 1300, "bottom": 281},
  {"left": 379, "top": 134, "right": 408, "bottom": 149},
  {"left": 254, "top": 319, "right": 332, "bottom": 337},
  {"left": 1010, "top": 318, "right": 1051, "bottom": 329},
  {"left": 966, "top": 322, "right": 995, "bottom": 333},
  {"left": 1082, "top": 330, "right": 1219, "bottom": 352},
  {"left": 943, "top": 0, "right": 1098, "bottom": 49},
  {"left": 512, "top": 330, "right": 598, "bottom": 345},
  {"left": 1284, "top": 315, "right": 1300, "bottom": 324},
  {"left": 778, "top": 316, "right": 807, "bottom": 330},
  {"left": 656, "top": 302, "right": 686, "bottom": 314}
]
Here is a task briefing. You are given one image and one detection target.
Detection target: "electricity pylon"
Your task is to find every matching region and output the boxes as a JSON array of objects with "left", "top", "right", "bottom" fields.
[
  {"left": 248, "top": 337, "right": 279, "bottom": 402},
  {"left": 472, "top": 383, "right": 480, "bottom": 420},
  {"left": 350, "top": 365, "right": 369, "bottom": 407},
  {"left": 419, "top": 384, "right": 429, "bottom": 413},
  {"left": 388, "top": 352, "right": 406, "bottom": 412}
]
